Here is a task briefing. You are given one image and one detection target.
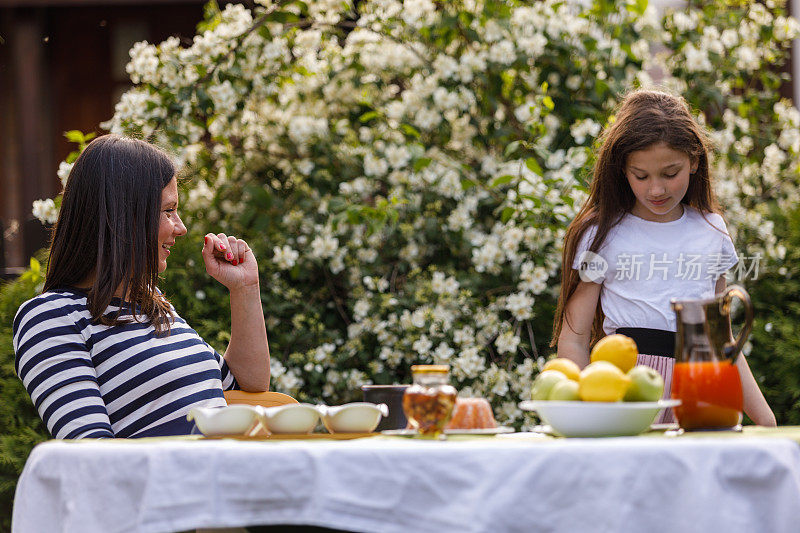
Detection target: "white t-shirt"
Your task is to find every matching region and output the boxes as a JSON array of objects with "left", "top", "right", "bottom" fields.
[{"left": 572, "top": 206, "right": 738, "bottom": 334}]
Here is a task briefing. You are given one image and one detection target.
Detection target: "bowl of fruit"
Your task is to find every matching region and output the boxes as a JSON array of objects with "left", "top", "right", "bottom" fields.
[{"left": 519, "top": 335, "right": 680, "bottom": 437}]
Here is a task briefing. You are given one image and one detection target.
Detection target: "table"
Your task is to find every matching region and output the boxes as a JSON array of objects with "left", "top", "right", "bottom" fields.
[{"left": 13, "top": 429, "right": 800, "bottom": 533}]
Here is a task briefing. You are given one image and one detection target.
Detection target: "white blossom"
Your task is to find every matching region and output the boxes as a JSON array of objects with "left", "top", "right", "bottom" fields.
[
  {"left": 735, "top": 46, "right": 760, "bottom": 72},
  {"left": 496, "top": 330, "right": 520, "bottom": 355},
  {"left": 569, "top": 118, "right": 601, "bottom": 144},
  {"left": 672, "top": 11, "right": 698, "bottom": 32},
  {"left": 720, "top": 28, "right": 738, "bottom": 48},
  {"left": 353, "top": 299, "right": 370, "bottom": 320},
  {"left": 684, "top": 43, "right": 713, "bottom": 72},
  {"left": 488, "top": 40, "right": 516, "bottom": 65},
  {"left": 207, "top": 80, "right": 238, "bottom": 114},
  {"left": 505, "top": 292, "right": 534, "bottom": 320},
  {"left": 273, "top": 245, "right": 300, "bottom": 270},
  {"left": 364, "top": 152, "right": 389, "bottom": 177},
  {"left": 434, "top": 342, "right": 454, "bottom": 361},
  {"left": 310, "top": 232, "right": 339, "bottom": 259},
  {"left": 385, "top": 145, "right": 411, "bottom": 169},
  {"left": 288, "top": 116, "right": 329, "bottom": 145},
  {"left": 32, "top": 199, "right": 58, "bottom": 225},
  {"left": 57, "top": 162, "right": 73, "bottom": 186},
  {"left": 412, "top": 334, "right": 433, "bottom": 355}
]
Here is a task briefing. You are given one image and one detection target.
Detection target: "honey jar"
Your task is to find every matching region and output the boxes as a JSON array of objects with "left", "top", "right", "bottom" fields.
[{"left": 402, "top": 364, "right": 457, "bottom": 436}]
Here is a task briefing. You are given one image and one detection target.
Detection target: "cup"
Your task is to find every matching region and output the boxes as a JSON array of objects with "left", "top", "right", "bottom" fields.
[{"left": 361, "top": 384, "right": 410, "bottom": 431}]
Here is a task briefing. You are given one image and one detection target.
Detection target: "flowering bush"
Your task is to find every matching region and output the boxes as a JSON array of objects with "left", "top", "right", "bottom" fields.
[{"left": 35, "top": 0, "right": 800, "bottom": 428}]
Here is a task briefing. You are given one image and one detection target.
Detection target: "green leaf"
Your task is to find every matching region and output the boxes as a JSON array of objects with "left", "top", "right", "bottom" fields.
[
  {"left": 197, "top": 0, "right": 222, "bottom": 33},
  {"left": 542, "top": 96, "right": 555, "bottom": 110},
  {"left": 328, "top": 197, "right": 347, "bottom": 212},
  {"left": 500, "top": 206, "right": 515, "bottom": 223},
  {"left": 346, "top": 207, "right": 362, "bottom": 224},
  {"left": 64, "top": 130, "right": 85, "bottom": 144},
  {"left": 490, "top": 175, "right": 515, "bottom": 187},
  {"left": 525, "top": 158, "right": 542, "bottom": 175},
  {"left": 520, "top": 194, "right": 542, "bottom": 207},
  {"left": 413, "top": 157, "right": 432, "bottom": 172},
  {"left": 401, "top": 124, "right": 421, "bottom": 139},
  {"left": 627, "top": 0, "right": 648, "bottom": 16},
  {"left": 504, "top": 141, "right": 521, "bottom": 158},
  {"left": 359, "top": 111, "right": 379, "bottom": 123}
]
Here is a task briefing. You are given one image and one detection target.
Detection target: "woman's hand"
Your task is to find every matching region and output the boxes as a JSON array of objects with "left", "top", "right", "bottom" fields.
[
  {"left": 202, "top": 233, "right": 259, "bottom": 291},
  {"left": 202, "top": 232, "right": 270, "bottom": 391}
]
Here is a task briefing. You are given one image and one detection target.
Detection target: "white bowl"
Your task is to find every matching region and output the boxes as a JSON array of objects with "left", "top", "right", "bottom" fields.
[
  {"left": 519, "top": 399, "right": 681, "bottom": 437},
  {"left": 187, "top": 405, "right": 261, "bottom": 436},
  {"left": 257, "top": 403, "right": 321, "bottom": 434},
  {"left": 319, "top": 402, "right": 389, "bottom": 433}
]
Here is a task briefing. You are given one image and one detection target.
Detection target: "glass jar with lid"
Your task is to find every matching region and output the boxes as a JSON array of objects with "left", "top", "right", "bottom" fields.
[{"left": 402, "top": 365, "right": 458, "bottom": 436}]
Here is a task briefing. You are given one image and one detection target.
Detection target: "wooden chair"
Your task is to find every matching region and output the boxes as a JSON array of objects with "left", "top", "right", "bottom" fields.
[{"left": 223, "top": 390, "right": 299, "bottom": 408}]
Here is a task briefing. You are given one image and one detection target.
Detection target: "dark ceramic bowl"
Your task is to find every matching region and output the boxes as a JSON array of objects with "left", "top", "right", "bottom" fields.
[{"left": 361, "top": 384, "right": 410, "bottom": 431}]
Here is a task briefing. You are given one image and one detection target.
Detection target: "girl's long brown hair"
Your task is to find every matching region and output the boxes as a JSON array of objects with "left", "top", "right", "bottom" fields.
[
  {"left": 551, "top": 89, "right": 721, "bottom": 347},
  {"left": 43, "top": 134, "right": 176, "bottom": 334}
]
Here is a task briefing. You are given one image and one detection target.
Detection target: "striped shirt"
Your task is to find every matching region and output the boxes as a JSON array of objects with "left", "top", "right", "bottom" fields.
[{"left": 13, "top": 288, "right": 237, "bottom": 439}]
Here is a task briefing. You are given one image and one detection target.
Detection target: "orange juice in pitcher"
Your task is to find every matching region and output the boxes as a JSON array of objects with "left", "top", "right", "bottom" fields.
[
  {"left": 670, "top": 286, "right": 753, "bottom": 431},
  {"left": 672, "top": 360, "right": 743, "bottom": 430}
]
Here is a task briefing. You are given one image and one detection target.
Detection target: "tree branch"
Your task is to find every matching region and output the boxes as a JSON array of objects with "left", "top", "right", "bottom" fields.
[{"left": 322, "top": 267, "right": 351, "bottom": 326}]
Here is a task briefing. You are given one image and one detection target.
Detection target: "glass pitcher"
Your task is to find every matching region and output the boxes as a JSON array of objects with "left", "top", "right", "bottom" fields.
[{"left": 670, "top": 285, "right": 754, "bottom": 430}]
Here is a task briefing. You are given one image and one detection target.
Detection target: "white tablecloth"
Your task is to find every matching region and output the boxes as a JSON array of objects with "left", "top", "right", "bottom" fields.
[{"left": 12, "top": 435, "right": 800, "bottom": 533}]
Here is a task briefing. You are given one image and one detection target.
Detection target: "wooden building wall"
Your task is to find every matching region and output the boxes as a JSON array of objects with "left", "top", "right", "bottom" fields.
[{"left": 0, "top": 0, "right": 204, "bottom": 277}]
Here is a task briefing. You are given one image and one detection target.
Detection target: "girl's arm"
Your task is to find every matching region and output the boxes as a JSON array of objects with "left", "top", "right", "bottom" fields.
[
  {"left": 715, "top": 276, "right": 776, "bottom": 427},
  {"left": 557, "top": 281, "right": 602, "bottom": 368},
  {"left": 203, "top": 233, "right": 270, "bottom": 392}
]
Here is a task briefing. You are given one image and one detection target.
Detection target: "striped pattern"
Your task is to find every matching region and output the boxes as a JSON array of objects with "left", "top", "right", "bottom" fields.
[
  {"left": 637, "top": 353, "right": 675, "bottom": 424},
  {"left": 13, "top": 289, "right": 236, "bottom": 439}
]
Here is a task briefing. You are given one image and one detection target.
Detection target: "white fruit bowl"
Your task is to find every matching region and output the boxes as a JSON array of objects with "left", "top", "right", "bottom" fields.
[{"left": 519, "top": 399, "right": 681, "bottom": 437}]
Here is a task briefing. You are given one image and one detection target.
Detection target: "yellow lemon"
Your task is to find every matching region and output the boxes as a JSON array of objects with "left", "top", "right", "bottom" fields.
[
  {"left": 542, "top": 358, "right": 581, "bottom": 381},
  {"left": 590, "top": 334, "right": 638, "bottom": 373},
  {"left": 579, "top": 361, "right": 631, "bottom": 402}
]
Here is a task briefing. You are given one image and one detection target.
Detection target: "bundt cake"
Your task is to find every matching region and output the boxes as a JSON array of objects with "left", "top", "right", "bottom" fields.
[{"left": 445, "top": 397, "right": 497, "bottom": 430}]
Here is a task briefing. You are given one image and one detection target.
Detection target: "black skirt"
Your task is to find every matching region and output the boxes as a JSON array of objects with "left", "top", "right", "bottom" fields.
[{"left": 615, "top": 327, "right": 676, "bottom": 358}]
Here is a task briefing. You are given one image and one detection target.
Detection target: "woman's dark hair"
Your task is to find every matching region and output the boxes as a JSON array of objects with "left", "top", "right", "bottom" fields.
[
  {"left": 43, "top": 134, "right": 176, "bottom": 334},
  {"left": 552, "top": 89, "right": 721, "bottom": 346}
]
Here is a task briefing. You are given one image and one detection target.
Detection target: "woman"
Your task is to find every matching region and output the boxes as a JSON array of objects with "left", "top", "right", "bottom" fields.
[{"left": 12, "top": 134, "right": 270, "bottom": 438}]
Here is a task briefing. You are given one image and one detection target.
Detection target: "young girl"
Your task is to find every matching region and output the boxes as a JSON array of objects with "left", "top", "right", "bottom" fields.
[
  {"left": 552, "top": 89, "right": 776, "bottom": 426},
  {"left": 13, "top": 135, "right": 270, "bottom": 438}
]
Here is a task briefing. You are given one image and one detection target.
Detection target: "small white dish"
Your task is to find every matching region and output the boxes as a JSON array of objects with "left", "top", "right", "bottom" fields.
[
  {"left": 518, "top": 399, "right": 681, "bottom": 438},
  {"left": 187, "top": 405, "right": 261, "bottom": 436},
  {"left": 319, "top": 402, "right": 389, "bottom": 433},
  {"left": 257, "top": 403, "right": 321, "bottom": 434}
]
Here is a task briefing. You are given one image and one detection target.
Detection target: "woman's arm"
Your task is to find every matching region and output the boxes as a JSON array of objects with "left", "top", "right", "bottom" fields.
[
  {"left": 715, "top": 276, "right": 776, "bottom": 426},
  {"left": 557, "top": 280, "right": 602, "bottom": 368},
  {"left": 203, "top": 233, "right": 270, "bottom": 391},
  {"left": 13, "top": 297, "right": 115, "bottom": 438}
]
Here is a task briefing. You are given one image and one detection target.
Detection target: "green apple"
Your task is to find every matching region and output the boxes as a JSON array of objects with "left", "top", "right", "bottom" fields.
[
  {"left": 531, "top": 370, "right": 568, "bottom": 400},
  {"left": 623, "top": 365, "right": 664, "bottom": 402},
  {"left": 548, "top": 379, "right": 580, "bottom": 401}
]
